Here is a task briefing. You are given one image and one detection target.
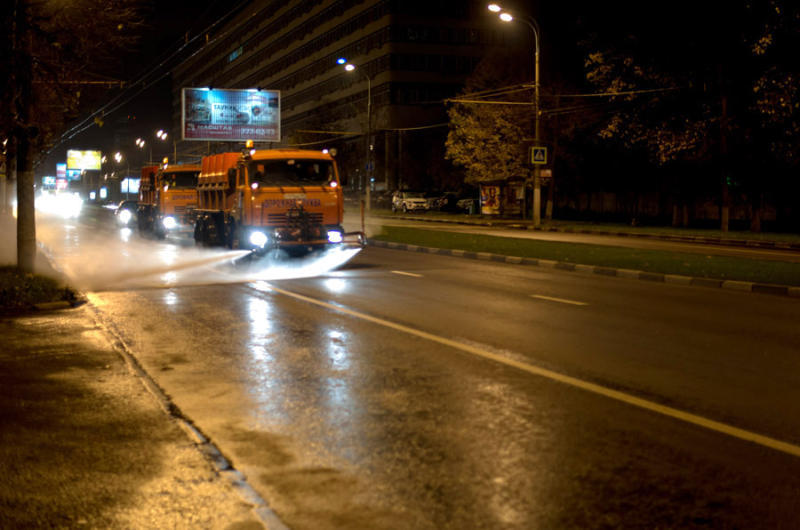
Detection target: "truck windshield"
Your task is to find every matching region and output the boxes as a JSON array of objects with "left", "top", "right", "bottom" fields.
[
  {"left": 162, "top": 171, "right": 198, "bottom": 189},
  {"left": 249, "top": 159, "right": 334, "bottom": 187}
]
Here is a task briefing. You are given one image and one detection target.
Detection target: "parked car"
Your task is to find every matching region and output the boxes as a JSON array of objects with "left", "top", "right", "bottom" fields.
[
  {"left": 456, "top": 197, "right": 479, "bottom": 214},
  {"left": 438, "top": 192, "right": 461, "bottom": 212},
  {"left": 425, "top": 192, "right": 445, "bottom": 210},
  {"left": 391, "top": 191, "right": 429, "bottom": 213},
  {"left": 114, "top": 199, "right": 139, "bottom": 226}
]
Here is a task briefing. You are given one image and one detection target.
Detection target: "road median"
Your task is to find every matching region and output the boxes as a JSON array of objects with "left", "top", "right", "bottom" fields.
[{"left": 369, "top": 226, "right": 800, "bottom": 297}]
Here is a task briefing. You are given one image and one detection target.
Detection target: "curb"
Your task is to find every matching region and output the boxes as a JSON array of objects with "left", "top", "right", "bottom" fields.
[
  {"left": 368, "top": 239, "right": 800, "bottom": 298},
  {"left": 32, "top": 296, "right": 89, "bottom": 312},
  {"left": 377, "top": 214, "right": 800, "bottom": 252},
  {"left": 88, "top": 303, "right": 289, "bottom": 530}
]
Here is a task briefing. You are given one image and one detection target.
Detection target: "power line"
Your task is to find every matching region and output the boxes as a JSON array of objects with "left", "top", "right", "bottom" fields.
[
  {"left": 53, "top": 0, "right": 252, "bottom": 147},
  {"left": 445, "top": 99, "right": 533, "bottom": 106},
  {"left": 544, "top": 86, "right": 686, "bottom": 98}
]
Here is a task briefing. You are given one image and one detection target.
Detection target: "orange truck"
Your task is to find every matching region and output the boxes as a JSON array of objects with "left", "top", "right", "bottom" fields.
[
  {"left": 193, "top": 148, "right": 363, "bottom": 255},
  {"left": 137, "top": 162, "right": 201, "bottom": 238}
]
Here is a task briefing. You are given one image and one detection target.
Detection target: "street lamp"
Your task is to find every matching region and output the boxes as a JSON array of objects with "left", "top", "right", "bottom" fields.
[
  {"left": 113, "top": 152, "right": 131, "bottom": 200},
  {"left": 488, "top": 3, "right": 542, "bottom": 226},
  {"left": 146, "top": 129, "right": 170, "bottom": 164},
  {"left": 340, "top": 59, "right": 373, "bottom": 209}
]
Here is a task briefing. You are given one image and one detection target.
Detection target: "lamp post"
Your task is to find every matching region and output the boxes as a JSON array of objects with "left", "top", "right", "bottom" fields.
[
  {"left": 114, "top": 151, "right": 130, "bottom": 200},
  {"left": 340, "top": 59, "right": 372, "bottom": 210},
  {"left": 155, "top": 129, "right": 174, "bottom": 164},
  {"left": 489, "top": 4, "right": 542, "bottom": 226},
  {"left": 135, "top": 137, "right": 147, "bottom": 165}
]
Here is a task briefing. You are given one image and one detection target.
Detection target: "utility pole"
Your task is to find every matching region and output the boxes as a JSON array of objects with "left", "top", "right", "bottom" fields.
[{"left": 12, "top": 0, "right": 36, "bottom": 273}]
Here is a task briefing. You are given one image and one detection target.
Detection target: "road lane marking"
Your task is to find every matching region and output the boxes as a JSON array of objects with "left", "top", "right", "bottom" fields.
[
  {"left": 255, "top": 283, "right": 800, "bottom": 459},
  {"left": 531, "top": 294, "right": 588, "bottom": 306},
  {"left": 391, "top": 270, "right": 424, "bottom": 278}
]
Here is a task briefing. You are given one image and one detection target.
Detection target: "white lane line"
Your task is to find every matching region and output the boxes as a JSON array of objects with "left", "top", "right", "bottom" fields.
[
  {"left": 391, "top": 270, "right": 424, "bottom": 278},
  {"left": 531, "top": 294, "right": 588, "bottom": 306},
  {"left": 255, "top": 283, "right": 800, "bottom": 459}
]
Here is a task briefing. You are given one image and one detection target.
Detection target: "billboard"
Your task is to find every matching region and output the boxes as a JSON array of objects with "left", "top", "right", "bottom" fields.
[
  {"left": 56, "top": 163, "right": 66, "bottom": 180},
  {"left": 480, "top": 185, "right": 501, "bottom": 215},
  {"left": 182, "top": 87, "right": 280, "bottom": 142},
  {"left": 66, "top": 150, "right": 102, "bottom": 171}
]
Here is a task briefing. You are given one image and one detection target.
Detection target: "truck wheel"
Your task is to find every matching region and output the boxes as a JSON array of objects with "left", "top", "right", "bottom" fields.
[
  {"left": 225, "top": 219, "right": 236, "bottom": 249},
  {"left": 193, "top": 218, "right": 203, "bottom": 245}
]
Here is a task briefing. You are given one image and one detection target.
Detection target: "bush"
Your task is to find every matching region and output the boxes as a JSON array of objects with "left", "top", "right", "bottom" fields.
[{"left": 0, "top": 267, "right": 78, "bottom": 312}]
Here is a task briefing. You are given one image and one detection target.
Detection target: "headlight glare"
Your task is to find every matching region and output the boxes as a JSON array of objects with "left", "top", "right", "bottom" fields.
[
  {"left": 249, "top": 230, "right": 268, "bottom": 248},
  {"left": 162, "top": 216, "right": 177, "bottom": 230},
  {"left": 327, "top": 230, "right": 343, "bottom": 244}
]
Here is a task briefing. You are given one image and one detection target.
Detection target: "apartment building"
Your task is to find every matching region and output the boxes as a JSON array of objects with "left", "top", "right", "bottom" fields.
[{"left": 171, "top": 0, "right": 514, "bottom": 191}]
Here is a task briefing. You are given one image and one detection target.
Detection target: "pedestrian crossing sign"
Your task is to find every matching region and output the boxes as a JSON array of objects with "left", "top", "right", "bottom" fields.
[{"left": 530, "top": 146, "right": 547, "bottom": 165}]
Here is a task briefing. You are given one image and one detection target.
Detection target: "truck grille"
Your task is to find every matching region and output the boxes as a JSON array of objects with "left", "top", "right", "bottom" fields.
[{"left": 267, "top": 212, "right": 323, "bottom": 226}]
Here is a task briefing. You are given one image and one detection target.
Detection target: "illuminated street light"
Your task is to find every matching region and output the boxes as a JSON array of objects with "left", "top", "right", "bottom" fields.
[
  {"left": 341, "top": 60, "right": 373, "bottom": 209},
  {"left": 489, "top": 3, "right": 542, "bottom": 226},
  {"left": 153, "top": 129, "right": 172, "bottom": 164},
  {"left": 114, "top": 151, "right": 123, "bottom": 163}
]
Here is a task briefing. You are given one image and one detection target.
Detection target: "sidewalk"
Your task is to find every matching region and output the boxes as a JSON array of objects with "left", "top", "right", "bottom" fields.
[{"left": 0, "top": 304, "right": 265, "bottom": 528}]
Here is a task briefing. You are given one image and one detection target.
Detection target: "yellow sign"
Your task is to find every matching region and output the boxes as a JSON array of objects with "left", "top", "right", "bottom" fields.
[{"left": 66, "top": 150, "right": 102, "bottom": 170}]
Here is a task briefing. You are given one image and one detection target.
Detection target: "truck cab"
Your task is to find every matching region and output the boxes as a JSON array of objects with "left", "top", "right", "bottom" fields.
[
  {"left": 195, "top": 149, "right": 360, "bottom": 255},
  {"left": 138, "top": 163, "right": 200, "bottom": 238}
]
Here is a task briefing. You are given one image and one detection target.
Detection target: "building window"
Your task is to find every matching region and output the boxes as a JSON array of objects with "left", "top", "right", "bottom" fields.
[{"left": 228, "top": 46, "right": 243, "bottom": 63}]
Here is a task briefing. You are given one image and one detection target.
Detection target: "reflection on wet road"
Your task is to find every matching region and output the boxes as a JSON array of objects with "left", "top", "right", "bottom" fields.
[{"left": 42, "top": 208, "right": 800, "bottom": 528}]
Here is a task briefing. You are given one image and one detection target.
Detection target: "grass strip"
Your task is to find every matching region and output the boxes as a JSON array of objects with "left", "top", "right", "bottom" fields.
[
  {"left": 0, "top": 266, "right": 79, "bottom": 312},
  {"left": 372, "top": 209, "right": 800, "bottom": 244},
  {"left": 372, "top": 226, "right": 800, "bottom": 287}
]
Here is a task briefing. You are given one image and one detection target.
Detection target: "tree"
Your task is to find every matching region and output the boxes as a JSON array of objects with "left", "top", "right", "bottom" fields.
[
  {"left": 446, "top": 49, "right": 533, "bottom": 186},
  {"left": 579, "top": 2, "right": 763, "bottom": 232},
  {"left": 4, "top": 0, "right": 143, "bottom": 272},
  {"left": 750, "top": 0, "right": 800, "bottom": 168}
]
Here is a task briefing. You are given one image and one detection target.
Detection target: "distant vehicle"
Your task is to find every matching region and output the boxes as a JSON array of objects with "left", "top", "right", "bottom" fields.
[
  {"left": 137, "top": 163, "right": 200, "bottom": 238},
  {"left": 391, "top": 191, "right": 429, "bottom": 213},
  {"left": 114, "top": 199, "right": 138, "bottom": 226}
]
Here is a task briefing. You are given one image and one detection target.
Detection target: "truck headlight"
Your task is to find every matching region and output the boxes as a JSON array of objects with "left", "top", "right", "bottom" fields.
[
  {"left": 162, "top": 216, "right": 177, "bottom": 230},
  {"left": 249, "top": 230, "right": 268, "bottom": 248},
  {"left": 327, "top": 230, "right": 343, "bottom": 244},
  {"left": 118, "top": 209, "right": 132, "bottom": 224}
]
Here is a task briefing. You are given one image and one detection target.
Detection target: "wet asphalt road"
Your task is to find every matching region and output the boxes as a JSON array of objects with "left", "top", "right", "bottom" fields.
[{"left": 37, "top": 208, "right": 800, "bottom": 528}]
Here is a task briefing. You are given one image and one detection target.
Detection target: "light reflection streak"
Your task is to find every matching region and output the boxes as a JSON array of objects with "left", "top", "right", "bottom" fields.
[
  {"left": 326, "top": 328, "right": 350, "bottom": 371},
  {"left": 163, "top": 290, "right": 178, "bottom": 306},
  {"left": 247, "top": 296, "right": 273, "bottom": 338},
  {"left": 323, "top": 278, "right": 348, "bottom": 294}
]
